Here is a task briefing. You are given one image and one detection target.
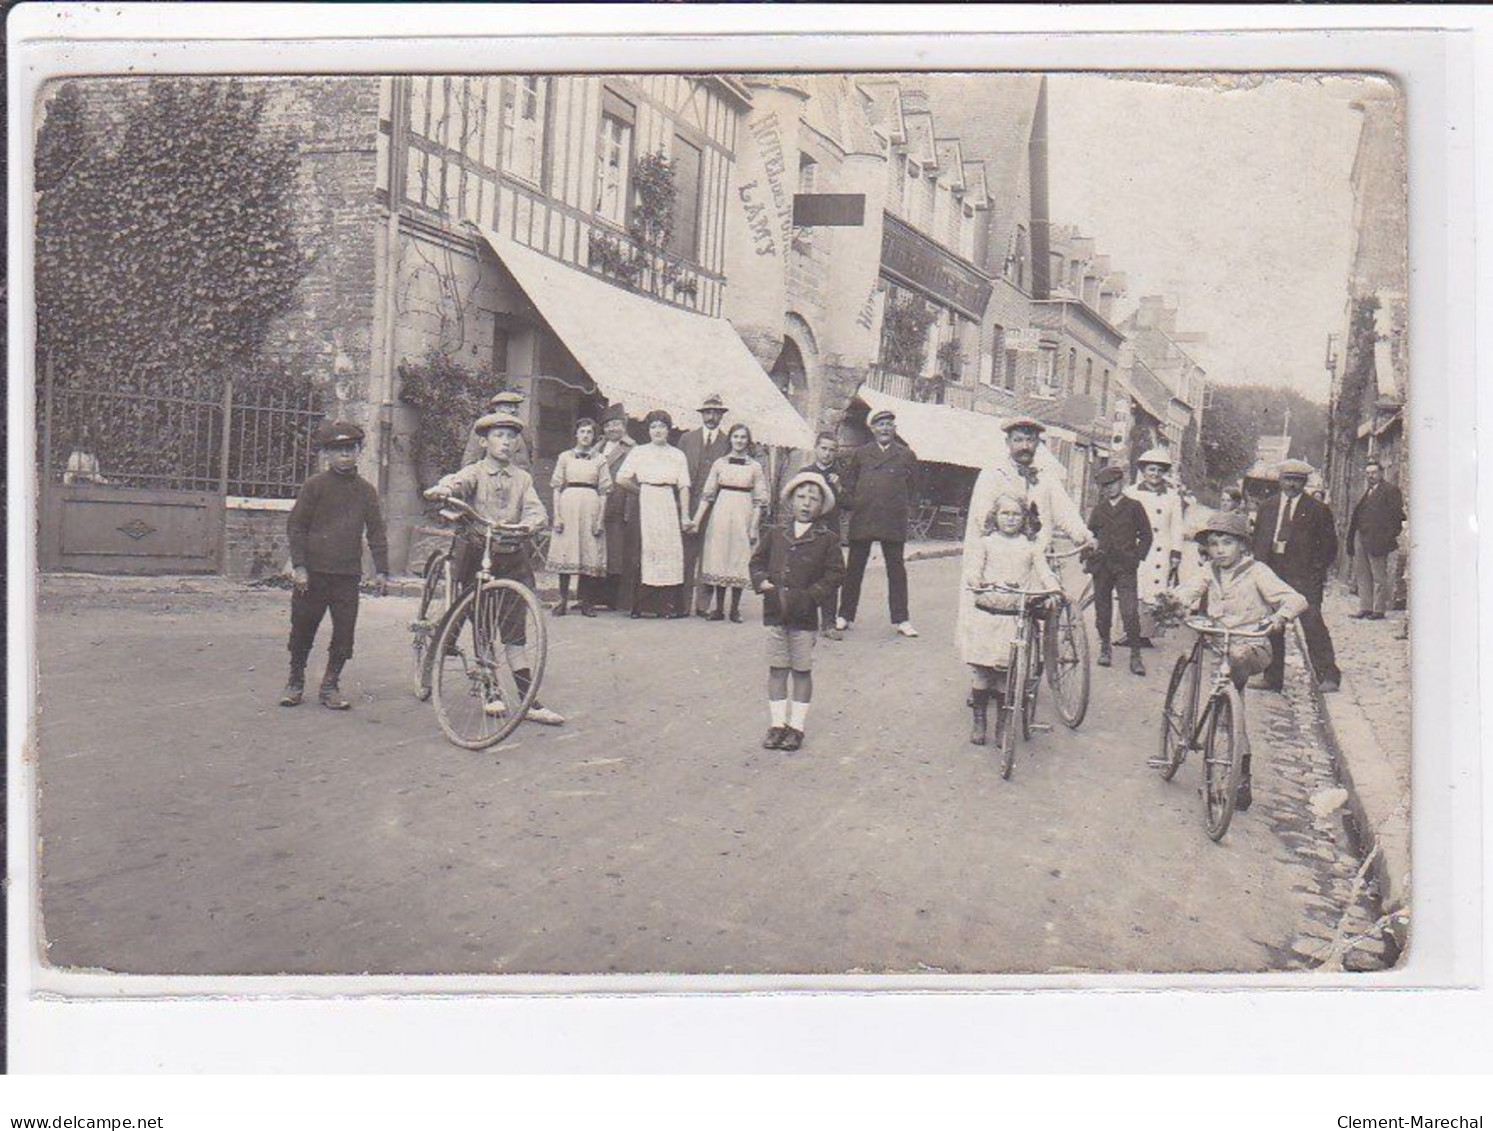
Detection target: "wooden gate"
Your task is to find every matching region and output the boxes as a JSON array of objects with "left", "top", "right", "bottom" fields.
[{"left": 38, "top": 359, "right": 324, "bottom": 574}]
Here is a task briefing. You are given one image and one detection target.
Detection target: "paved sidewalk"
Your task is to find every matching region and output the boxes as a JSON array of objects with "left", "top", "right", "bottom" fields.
[{"left": 1307, "top": 580, "right": 1411, "bottom": 948}]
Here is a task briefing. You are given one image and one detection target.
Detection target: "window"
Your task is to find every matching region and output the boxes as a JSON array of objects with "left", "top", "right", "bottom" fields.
[
  {"left": 670, "top": 135, "right": 704, "bottom": 261},
  {"left": 919, "top": 175, "right": 937, "bottom": 232},
  {"left": 1006, "top": 345, "right": 1020, "bottom": 392},
  {"left": 594, "top": 93, "right": 635, "bottom": 226},
  {"left": 1067, "top": 348, "right": 1077, "bottom": 395},
  {"left": 1038, "top": 347, "right": 1058, "bottom": 395},
  {"left": 986, "top": 325, "right": 1004, "bottom": 387},
  {"left": 492, "top": 323, "right": 511, "bottom": 374},
  {"left": 503, "top": 76, "right": 550, "bottom": 186},
  {"left": 793, "top": 152, "right": 818, "bottom": 256},
  {"left": 1084, "top": 357, "right": 1094, "bottom": 397},
  {"left": 1101, "top": 369, "right": 1110, "bottom": 415},
  {"left": 1012, "top": 226, "right": 1029, "bottom": 289}
]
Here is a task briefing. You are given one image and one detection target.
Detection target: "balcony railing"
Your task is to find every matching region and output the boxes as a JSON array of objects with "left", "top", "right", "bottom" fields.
[{"left": 866, "top": 366, "right": 978, "bottom": 410}]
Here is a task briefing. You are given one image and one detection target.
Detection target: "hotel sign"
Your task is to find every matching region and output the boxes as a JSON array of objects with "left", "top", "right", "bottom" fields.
[{"left": 879, "top": 213, "right": 993, "bottom": 320}]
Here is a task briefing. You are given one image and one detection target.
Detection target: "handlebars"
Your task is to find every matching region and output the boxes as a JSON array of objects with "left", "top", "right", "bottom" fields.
[
  {"left": 1184, "top": 615, "right": 1276, "bottom": 641},
  {"left": 424, "top": 492, "right": 533, "bottom": 537}
]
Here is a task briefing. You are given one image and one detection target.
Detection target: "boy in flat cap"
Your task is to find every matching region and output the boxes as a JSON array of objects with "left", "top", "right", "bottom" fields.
[
  {"left": 282, "top": 420, "right": 390, "bottom": 710},
  {"left": 1086, "top": 464, "right": 1153, "bottom": 675},
  {"left": 461, "top": 389, "right": 532, "bottom": 469}
]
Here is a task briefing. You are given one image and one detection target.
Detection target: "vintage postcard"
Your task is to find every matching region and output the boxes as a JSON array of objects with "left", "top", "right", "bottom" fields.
[{"left": 25, "top": 66, "right": 1411, "bottom": 986}]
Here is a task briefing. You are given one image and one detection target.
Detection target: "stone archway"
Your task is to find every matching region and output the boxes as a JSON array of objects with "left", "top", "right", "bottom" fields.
[{"left": 768, "top": 313, "right": 819, "bottom": 424}]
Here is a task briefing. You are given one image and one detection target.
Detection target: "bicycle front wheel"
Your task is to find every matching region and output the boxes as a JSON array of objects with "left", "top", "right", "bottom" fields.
[
  {"left": 432, "top": 579, "right": 548, "bottom": 750},
  {"left": 411, "top": 548, "right": 452, "bottom": 701},
  {"left": 999, "top": 642, "right": 1022, "bottom": 780},
  {"left": 1158, "top": 654, "right": 1193, "bottom": 782},
  {"left": 1046, "top": 595, "right": 1090, "bottom": 729},
  {"left": 1202, "top": 684, "right": 1245, "bottom": 842},
  {"left": 1021, "top": 619, "right": 1042, "bottom": 741}
]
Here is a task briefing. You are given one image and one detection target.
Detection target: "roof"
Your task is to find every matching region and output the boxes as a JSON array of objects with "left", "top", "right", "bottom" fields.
[
  {"left": 856, "top": 80, "right": 906, "bottom": 145},
  {"left": 856, "top": 385, "right": 1070, "bottom": 476},
  {"left": 935, "top": 138, "right": 966, "bottom": 191},
  {"left": 475, "top": 227, "right": 815, "bottom": 449},
  {"left": 1121, "top": 357, "right": 1172, "bottom": 422},
  {"left": 961, "top": 161, "right": 990, "bottom": 209},
  {"left": 903, "top": 111, "right": 938, "bottom": 169}
]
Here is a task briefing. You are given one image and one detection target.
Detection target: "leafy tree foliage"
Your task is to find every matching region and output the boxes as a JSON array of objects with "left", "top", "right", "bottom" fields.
[
  {"left": 36, "top": 78, "right": 308, "bottom": 395},
  {"left": 1199, "top": 382, "right": 1327, "bottom": 493},
  {"left": 396, "top": 348, "right": 505, "bottom": 483},
  {"left": 586, "top": 150, "right": 698, "bottom": 301}
]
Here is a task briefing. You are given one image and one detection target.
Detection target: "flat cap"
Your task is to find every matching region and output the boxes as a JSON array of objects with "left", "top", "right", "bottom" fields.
[
  {"left": 314, "top": 420, "right": 365, "bottom": 447},
  {"left": 1002, "top": 415, "right": 1047, "bottom": 435},
  {"left": 868, "top": 408, "right": 897, "bottom": 426},
  {"left": 1094, "top": 465, "right": 1126, "bottom": 486},
  {"left": 488, "top": 390, "right": 526, "bottom": 408},
  {"left": 1277, "top": 458, "right": 1314, "bottom": 478},
  {"left": 474, "top": 411, "right": 525, "bottom": 436}
]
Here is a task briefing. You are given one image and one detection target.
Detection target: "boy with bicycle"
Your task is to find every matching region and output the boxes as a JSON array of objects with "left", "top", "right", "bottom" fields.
[
  {"left": 1160, "top": 510, "right": 1307, "bottom": 808},
  {"left": 424, "top": 412, "right": 565, "bottom": 726}
]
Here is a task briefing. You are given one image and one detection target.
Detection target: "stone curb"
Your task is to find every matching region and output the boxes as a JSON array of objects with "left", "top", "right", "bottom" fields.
[{"left": 1291, "top": 621, "right": 1410, "bottom": 946}]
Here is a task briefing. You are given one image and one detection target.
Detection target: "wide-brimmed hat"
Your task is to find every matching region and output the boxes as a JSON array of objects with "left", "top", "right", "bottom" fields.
[
  {"left": 1193, "top": 510, "right": 1252, "bottom": 543},
  {"left": 1137, "top": 447, "right": 1173, "bottom": 468},
  {"left": 868, "top": 408, "right": 897, "bottom": 426},
  {"left": 1002, "top": 415, "right": 1046, "bottom": 435},
  {"left": 697, "top": 393, "right": 729, "bottom": 414},
  {"left": 314, "top": 420, "right": 365, "bottom": 448},
  {"left": 1095, "top": 464, "right": 1125, "bottom": 486},
  {"left": 598, "top": 402, "right": 628, "bottom": 425},
  {"left": 474, "top": 411, "right": 525, "bottom": 436},
  {"left": 781, "top": 470, "right": 836, "bottom": 517},
  {"left": 1278, "top": 458, "right": 1314, "bottom": 479}
]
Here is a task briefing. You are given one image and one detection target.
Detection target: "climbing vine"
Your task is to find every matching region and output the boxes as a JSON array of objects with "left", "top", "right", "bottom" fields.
[
  {"left": 586, "top": 150, "right": 699, "bottom": 302},
  {"left": 396, "top": 348, "right": 505, "bottom": 482},
  {"left": 36, "top": 78, "right": 309, "bottom": 397},
  {"left": 878, "top": 295, "right": 938, "bottom": 379}
]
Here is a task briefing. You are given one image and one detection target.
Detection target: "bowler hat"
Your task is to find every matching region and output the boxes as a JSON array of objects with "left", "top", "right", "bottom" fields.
[
  {"left": 1194, "top": 511, "right": 1252, "bottom": 543},
  {"left": 474, "top": 411, "right": 525, "bottom": 436},
  {"left": 781, "top": 470, "right": 836, "bottom": 517},
  {"left": 598, "top": 402, "right": 628, "bottom": 426},
  {"left": 1002, "top": 415, "right": 1046, "bottom": 435},
  {"left": 697, "top": 393, "right": 729, "bottom": 414},
  {"left": 314, "top": 420, "right": 365, "bottom": 448}
]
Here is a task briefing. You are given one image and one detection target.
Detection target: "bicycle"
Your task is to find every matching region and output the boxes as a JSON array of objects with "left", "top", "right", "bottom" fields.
[
  {"left": 1043, "top": 544, "right": 1092, "bottom": 728},
  {"left": 410, "top": 535, "right": 456, "bottom": 702},
  {"left": 972, "top": 582, "right": 1061, "bottom": 780},
  {"left": 421, "top": 495, "right": 549, "bottom": 750},
  {"left": 1155, "top": 615, "right": 1275, "bottom": 841}
]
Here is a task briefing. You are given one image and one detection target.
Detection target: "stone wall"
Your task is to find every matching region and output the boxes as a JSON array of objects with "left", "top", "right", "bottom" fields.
[{"left": 222, "top": 499, "right": 296, "bottom": 580}]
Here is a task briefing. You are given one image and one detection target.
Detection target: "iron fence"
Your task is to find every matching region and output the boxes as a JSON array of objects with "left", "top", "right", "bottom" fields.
[{"left": 42, "top": 362, "right": 325, "bottom": 499}]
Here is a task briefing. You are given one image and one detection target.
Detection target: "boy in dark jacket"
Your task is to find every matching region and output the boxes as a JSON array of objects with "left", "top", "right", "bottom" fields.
[
  {"left": 282, "top": 421, "right": 390, "bottom": 709},
  {"left": 1086, "top": 464, "right": 1153, "bottom": 675},
  {"left": 749, "top": 471, "right": 846, "bottom": 752}
]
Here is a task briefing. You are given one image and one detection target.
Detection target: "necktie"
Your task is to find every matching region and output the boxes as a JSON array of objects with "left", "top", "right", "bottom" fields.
[
  {"left": 1017, "top": 464, "right": 1040, "bottom": 486},
  {"left": 1274, "top": 496, "right": 1295, "bottom": 546}
]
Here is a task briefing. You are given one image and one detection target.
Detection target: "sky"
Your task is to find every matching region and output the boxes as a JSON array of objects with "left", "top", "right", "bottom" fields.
[{"left": 1044, "top": 73, "right": 1378, "bottom": 404}]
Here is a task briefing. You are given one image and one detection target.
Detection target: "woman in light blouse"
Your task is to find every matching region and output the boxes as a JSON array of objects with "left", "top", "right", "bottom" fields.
[
  {"left": 547, "top": 417, "right": 612, "bottom": 617},
  {"left": 614, "top": 410, "right": 692, "bottom": 619},
  {"left": 689, "top": 422, "right": 767, "bottom": 623}
]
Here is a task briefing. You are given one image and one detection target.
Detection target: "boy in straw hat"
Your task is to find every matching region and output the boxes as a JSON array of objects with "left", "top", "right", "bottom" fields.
[
  {"left": 749, "top": 470, "right": 845, "bottom": 753},
  {"left": 1161, "top": 509, "right": 1308, "bottom": 811}
]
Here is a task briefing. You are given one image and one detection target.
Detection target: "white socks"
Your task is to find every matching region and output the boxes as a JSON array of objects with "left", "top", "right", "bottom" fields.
[
  {"left": 769, "top": 699, "right": 811, "bottom": 729},
  {"left": 769, "top": 699, "right": 789, "bottom": 727},
  {"left": 788, "top": 700, "right": 810, "bottom": 730}
]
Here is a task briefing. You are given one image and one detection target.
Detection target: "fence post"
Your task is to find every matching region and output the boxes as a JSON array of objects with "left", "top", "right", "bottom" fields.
[{"left": 219, "top": 377, "right": 234, "bottom": 497}]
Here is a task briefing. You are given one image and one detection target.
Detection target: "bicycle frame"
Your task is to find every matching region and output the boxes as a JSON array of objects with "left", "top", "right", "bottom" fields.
[{"left": 1170, "top": 617, "right": 1273, "bottom": 765}]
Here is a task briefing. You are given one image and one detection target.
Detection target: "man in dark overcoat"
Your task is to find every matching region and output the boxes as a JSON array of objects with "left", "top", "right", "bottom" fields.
[
  {"left": 1086, "top": 463, "right": 1153, "bottom": 675},
  {"left": 677, "top": 392, "right": 733, "bottom": 616},
  {"left": 1346, "top": 458, "right": 1405, "bottom": 620},
  {"left": 1251, "top": 458, "right": 1342, "bottom": 692},
  {"left": 836, "top": 407, "right": 921, "bottom": 637},
  {"left": 593, "top": 402, "right": 636, "bottom": 611}
]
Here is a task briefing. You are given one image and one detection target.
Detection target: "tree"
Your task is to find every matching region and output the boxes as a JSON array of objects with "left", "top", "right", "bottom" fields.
[
  {"left": 36, "top": 78, "right": 308, "bottom": 395},
  {"left": 1199, "top": 383, "right": 1328, "bottom": 494}
]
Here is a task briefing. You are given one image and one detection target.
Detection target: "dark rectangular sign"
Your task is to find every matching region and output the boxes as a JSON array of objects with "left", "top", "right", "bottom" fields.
[
  {"left": 879, "top": 213, "right": 993, "bottom": 319},
  {"left": 792, "top": 193, "right": 866, "bottom": 227}
]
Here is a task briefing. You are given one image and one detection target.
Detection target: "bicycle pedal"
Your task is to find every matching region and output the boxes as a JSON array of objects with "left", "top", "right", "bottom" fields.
[{"left": 1029, "top": 722, "right": 1053, "bottom": 734}]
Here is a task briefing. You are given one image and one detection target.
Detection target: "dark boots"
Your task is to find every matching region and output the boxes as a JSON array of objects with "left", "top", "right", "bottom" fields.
[
  {"left": 1097, "top": 640, "right": 1112, "bottom": 667},
  {"left": 1129, "top": 648, "right": 1146, "bottom": 676},
  {"left": 1236, "top": 753, "right": 1254, "bottom": 812},
  {"left": 279, "top": 653, "right": 309, "bottom": 707},
  {"left": 970, "top": 688, "right": 990, "bottom": 745},
  {"left": 318, "top": 656, "right": 351, "bottom": 710}
]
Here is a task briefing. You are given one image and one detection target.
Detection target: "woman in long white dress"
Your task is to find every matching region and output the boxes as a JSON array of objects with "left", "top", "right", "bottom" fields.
[
  {"left": 615, "top": 410, "right": 692, "bottom": 619},
  {"left": 547, "top": 417, "right": 612, "bottom": 617},
  {"left": 1123, "top": 447, "right": 1185, "bottom": 646},
  {"left": 690, "top": 423, "right": 768, "bottom": 623}
]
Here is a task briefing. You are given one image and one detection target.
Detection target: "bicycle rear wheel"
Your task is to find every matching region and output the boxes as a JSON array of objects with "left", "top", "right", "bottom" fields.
[
  {"left": 1202, "top": 685, "right": 1245, "bottom": 841},
  {"left": 432, "top": 579, "right": 548, "bottom": 750},
  {"left": 1158, "top": 653, "right": 1193, "bottom": 782},
  {"left": 999, "top": 642, "right": 1021, "bottom": 780},
  {"left": 1021, "top": 617, "right": 1042, "bottom": 741},
  {"left": 411, "top": 548, "right": 452, "bottom": 701},
  {"left": 1046, "top": 595, "right": 1090, "bottom": 729}
]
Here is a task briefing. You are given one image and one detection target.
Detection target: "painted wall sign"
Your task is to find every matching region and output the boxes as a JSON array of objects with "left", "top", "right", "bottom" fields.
[{"left": 879, "top": 213, "right": 993, "bottom": 320}]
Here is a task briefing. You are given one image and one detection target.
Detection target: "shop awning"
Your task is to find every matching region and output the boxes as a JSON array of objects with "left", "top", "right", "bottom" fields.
[
  {"left": 855, "top": 385, "right": 1066, "bottom": 479},
  {"left": 474, "top": 227, "right": 816, "bottom": 449}
]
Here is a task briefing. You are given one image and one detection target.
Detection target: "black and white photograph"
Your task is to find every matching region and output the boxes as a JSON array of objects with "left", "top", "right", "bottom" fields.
[{"left": 20, "top": 62, "right": 1423, "bottom": 983}]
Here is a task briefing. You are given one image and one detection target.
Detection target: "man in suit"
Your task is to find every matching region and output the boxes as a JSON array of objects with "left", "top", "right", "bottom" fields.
[
  {"left": 1086, "top": 464, "right": 1153, "bottom": 676},
  {"left": 677, "top": 392, "right": 733, "bottom": 616},
  {"left": 1252, "top": 457, "right": 1342, "bottom": 692},
  {"left": 836, "top": 408, "right": 921, "bottom": 637},
  {"left": 593, "top": 402, "right": 637, "bottom": 612},
  {"left": 796, "top": 431, "right": 846, "bottom": 639},
  {"left": 1346, "top": 458, "right": 1406, "bottom": 620}
]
